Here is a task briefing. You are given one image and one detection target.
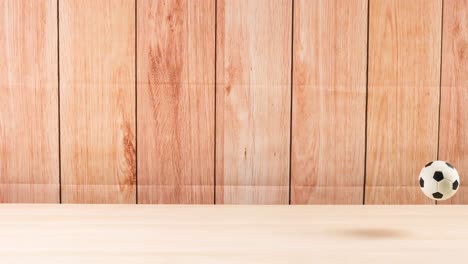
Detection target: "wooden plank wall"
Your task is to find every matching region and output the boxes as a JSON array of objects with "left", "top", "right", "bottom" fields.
[
  {"left": 0, "top": 0, "right": 59, "bottom": 202},
  {"left": 137, "top": 0, "right": 215, "bottom": 204},
  {"left": 60, "top": 0, "right": 136, "bottom": 203},
  {"left": 291, "top": 0, "right": 368, "bottom": 204},
  {"left": 366, "top": 0, "right": 442, "bottom": 204},
  {"left": 216, "top": 0, "right": 292, "bottom": 204},
  {"left": 1, "top": 0, "right": 467, "bottom": 204},
  {"left": 439, "top": 0, "right": 468, "bottom": 204}
]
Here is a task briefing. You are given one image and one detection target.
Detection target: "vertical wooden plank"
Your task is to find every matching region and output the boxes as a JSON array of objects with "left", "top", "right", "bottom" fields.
[
  {"left": 291, "top": 0, "right": 368, "bottom": 204},
  {"left": 366, "top": 0, "right": 442, "bottom": 204},
  {"left": 216, "top": 0, "right": 292, "bottom": 204},
  {"left": 137, "top": 0, "right": 215, "bottom": 204},
  {"left": 439, "top": 0, "right": 468, "bottom": 204},
  {"left": 60, "top": 0, "right": 136, "bottom": 203},
  {"left": 0, "top": 0, "right": 59, "bottom": 203}
]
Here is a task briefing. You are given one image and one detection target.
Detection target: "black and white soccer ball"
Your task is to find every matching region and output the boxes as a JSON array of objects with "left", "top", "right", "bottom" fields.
[{"left": 419, "top": 161, "right": 460, "bottom": 201}]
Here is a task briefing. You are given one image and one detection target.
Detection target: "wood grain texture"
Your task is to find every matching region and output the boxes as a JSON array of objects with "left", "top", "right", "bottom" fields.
[
  {"left": 1, "top": 205, "right": 468, "bottom": 263},
  {"left": 291, "top": 0, "right": 368, "bottom": 204},
  {"left": 60, "top": 0, "right": 136, "bottom": 203},
  {"left": 0, "top": 0, "right": 59, "bottom": 202},
  {"left": 216, "top": 0, "right": 292, "bottom": 204},
  {"left": 137, "top": 0, "right": 215, "bottom": 204},
  {"left": 439, "top": 0, "right": 468, "bottom": 204},
  {"left": 366, "top": 0, "right": 442, "bottom": 204}
]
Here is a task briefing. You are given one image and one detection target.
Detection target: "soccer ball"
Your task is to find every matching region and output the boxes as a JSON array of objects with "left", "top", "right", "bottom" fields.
[{"left": 419, "top": 161, "right": 460, "bottom": 201}]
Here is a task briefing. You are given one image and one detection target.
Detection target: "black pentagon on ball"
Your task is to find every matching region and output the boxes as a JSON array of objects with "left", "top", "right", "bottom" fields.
[
  {"left": 433, "top": 171, "right": 444, "bottom": 182},
  {"left": 432, "top": 192, "right": 443, "bottom": 199},
  {"left": 453, "top": 180, "right": 459, "bottom": 190},
  {"left": 425, "top": 161, "right": 433, "bottom": 167},
  {"left": 419, "top": 178, "right": 424, "bottom": 188},
  {"left": 446, "top": 162, "right": 455, "bottom": 169}
]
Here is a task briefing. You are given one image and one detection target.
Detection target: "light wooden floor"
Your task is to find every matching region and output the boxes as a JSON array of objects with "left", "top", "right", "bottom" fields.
[{"left": 1, "top": 205, "right": 467, "bottom": 263}]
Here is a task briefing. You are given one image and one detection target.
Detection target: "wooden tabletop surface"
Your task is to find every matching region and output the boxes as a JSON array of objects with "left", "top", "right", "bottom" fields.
[{"left": 0, "top": 205, "right": 467, "bottom": 263}]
